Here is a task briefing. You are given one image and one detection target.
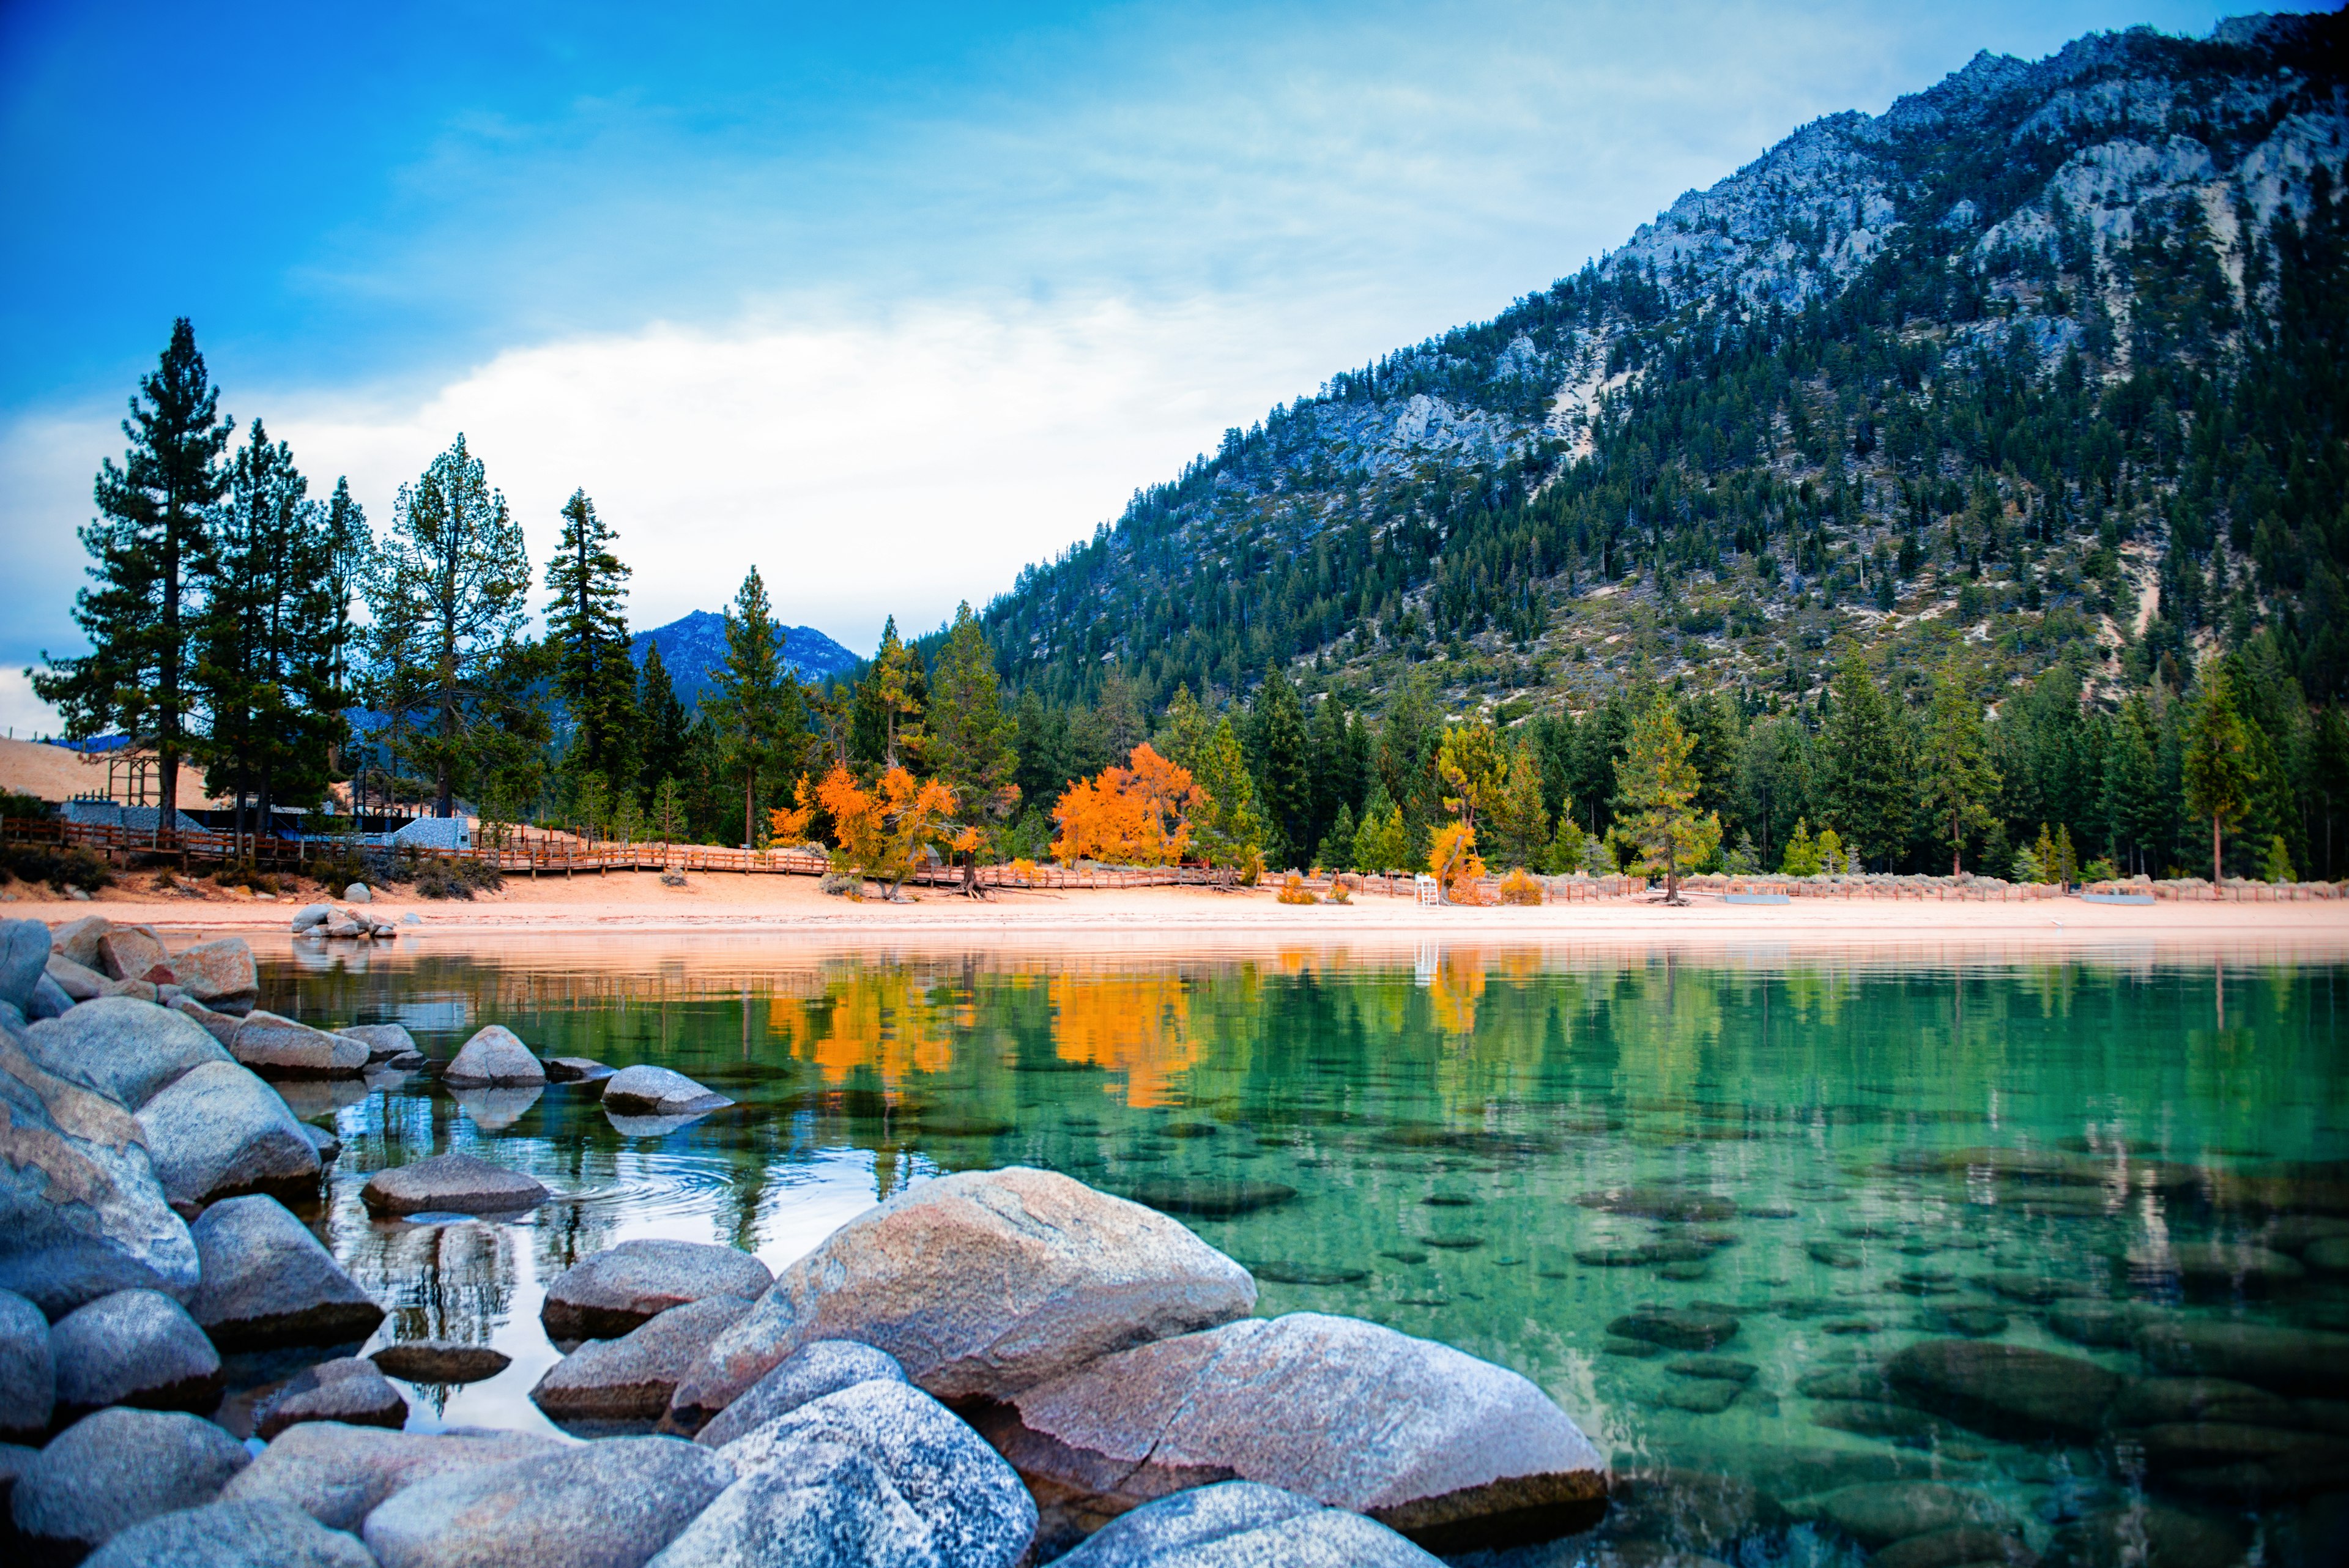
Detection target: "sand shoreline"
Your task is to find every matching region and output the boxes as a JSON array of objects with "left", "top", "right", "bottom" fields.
[{"left": 9, "top": 871, "right": 2348, "bottom": 960}]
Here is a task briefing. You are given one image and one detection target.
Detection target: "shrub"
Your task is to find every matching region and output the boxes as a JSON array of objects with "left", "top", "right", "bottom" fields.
[
  {"left": 411, "top": 856, "right": 504, "bottom": 901},
  {"left": 211, "top": 862, "right": 284, "bottom": 894},
  {"left": 1496, "top": 867, "right": 1545, "bottom": 906},
  {"left": 1276, "top": 871, "right": 1318, "bottom": 905},
  {"left": 0, "top": 790, "right": 51, "bottom": 822},
  {"left": 1326, "top": 874, "right": 1356, "bottom": 905},
  {"left": 0, "top": 842, "right": 113, "bottom": 893}
]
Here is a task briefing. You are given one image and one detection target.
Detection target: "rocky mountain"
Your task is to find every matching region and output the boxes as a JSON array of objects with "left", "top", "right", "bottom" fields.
[
  {"left": 972, "top": 12, "right": 2348, "bottom": 718},
  {"left": 631, "top": 611, "right": 859, "bottom": 708}
]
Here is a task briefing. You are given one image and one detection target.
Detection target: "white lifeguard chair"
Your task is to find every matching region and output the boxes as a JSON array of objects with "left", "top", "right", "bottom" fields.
[{"left": 1414, "top": 872, "right": 1441, "bottom": 905}]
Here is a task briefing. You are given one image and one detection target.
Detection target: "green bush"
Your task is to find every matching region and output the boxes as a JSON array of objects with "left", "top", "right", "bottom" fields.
[
  {"left": 0, "top": 842, "right": 113, "bottom": 893},
  {"left": 410, "top": 855, "right": 503, "bottom": 900}
]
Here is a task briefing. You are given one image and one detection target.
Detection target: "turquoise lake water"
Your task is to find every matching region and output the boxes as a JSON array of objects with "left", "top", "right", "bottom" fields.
[{"left": 252, "top": 936, "right": 2349, "bottom": 1567}]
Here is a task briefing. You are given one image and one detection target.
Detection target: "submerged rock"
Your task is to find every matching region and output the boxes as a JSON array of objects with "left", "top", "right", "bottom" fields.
[
  {"left": 258, "top": 1356, "right": 409, "bottom": 1440},
  {"left": 1812, "top": 1480, "right": 2014, "bottom": 1548},
  {"left": 221, "top": 1422, "right": 557, "bottom": 1532},
  {"left": 542, "top": 1238, "right": 773, "bottom": 1342},
  {"left": 1119, "top": 1179, "right": 1299, "bottom": 1218},
  {"left": 1607, "top": 1306, "right": 1740, "bottom": 1351},
  {"left": 369, "top": 1340, "right": 512, "bottom": 1384},
  {"left": 980, "top": 1310, "right": 1608, "bottom": 1556},
  {"left": 534, "top": 1295, "right": 755, "bottom": 1429},
  {"left": 1657, "top": 1377, "right": 1742, "bottom": 1414},
  {"left": 1885, "top": 1339, "right": 2121, "bottom": 1441},
  {"left": 2161, "top": 1242, "right": 2306, "bottom": 1296},
  {"left": 1575, "top": 1186, "right": 1737, "bottom": 1222},
  {"left": 10, "top": 1406, "right": 251, "bottom": 1556},
  {"left": 188, "top": 1194, "right": 384, "bottom": 1350},
  {"left": 2110, "top": 1377, "right": 2299, "bottom": 1430},
  {"left": 440, "top": 1025, "right": 546, "bottom": 1088},
  {"left": 0, "top": 1034, "right": 200, "bottom": 1315},
  {"left": 601, "top": 1065, "right": 732, "bottom": 1117},
  {"left": 2132, "top": 1318, "right": 2349, "bottom": 1397},
  {"left": 664, "top": 1378, "right": 1035, "bottom": 1568},
  {"left": 82, "top": 1497, "right": 377, "bottom": 1568},
  {"left": 362, "top": 1435, "right": 732, "bottom": 1568},
  {"left": 50, "top": 1287, "right": 223, "bottom": 1417},
  {"left": 360, "top": 1151, "right": 549, "bottom": 1217},
  {"left": 1873, "top": 1524, "right": 2033, "bottom": 1568},
  {"left": 667, "top": 1167, "right": 1253, "bottom": 1429},
  {"left": 1049, "top": 1480, "right": 1443, "bottom": 1567},
  {"left": 2043, "top": 1503, "right": 2245, "bottom": 1568},
  {"left": 691, "top": 1340, "right": 908, "bottom": 1451}
]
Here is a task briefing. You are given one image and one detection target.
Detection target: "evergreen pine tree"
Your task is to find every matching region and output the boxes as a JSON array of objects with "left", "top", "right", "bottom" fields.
[
  {"left": 1305, "top": 692, "right": 1354, "bottom": 856},
  {"left": 852, "top": 617, "right": 926, "bottom": 769},
  {"left": 544, "top": 489, "right": 638, "bottom": 800},
  {"left": 1918, "top": 667, "right": 1999, "bottom": 876},
  {"left": 1378, "top": 669, "right": 1442, "bottom": 839},
  {"left": 636, "top": 644, "right": 691, "bottom": 800},
  {"left": 1247, "top": 664, "right": 1312, "bottom": 867},
  {"left": 1821, "top": 650, "right": 1911, "bottom": 870},
  {"left": 1315, "top": 803, "right": 1357, "bottom": 872},
  {"left": 2183, "top": 657, "right": 2258, "bottom": 883},
  {"left": 319, "top": 476, "right": 369, "bottom": 791},
  {"left": 705, "top": 567, "right": 798, "bottom": 849},
  {"left": 1615, "top": 693, "right": 1721, "bottom": 902},
  {"left": 366, "top": 434, "right": 544, "bottom": 820},
  {"left": 1485, "top": 737, "right": 1552, "bottom": 869},
  {"left": 36, "top": 319, "right": 232, "bottom": 833},
  {"left": 928, "top": 603, "right": 1017, "bottom": 817},
  {"left": 1190, "top": 715, "right": 1266, "bottom": 874}
]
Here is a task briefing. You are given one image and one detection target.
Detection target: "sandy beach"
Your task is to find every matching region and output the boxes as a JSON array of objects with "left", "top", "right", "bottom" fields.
[{"left": 10, "top": 869, "right": 2349, "bottom": 962}]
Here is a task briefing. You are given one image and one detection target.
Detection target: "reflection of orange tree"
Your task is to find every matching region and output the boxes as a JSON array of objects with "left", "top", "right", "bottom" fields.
[
  {"left": 1425, "top": 949, "right": 1488, "bottom": 1035},
  {"left": 1050, "top": 974, "right": 1197, "bottom": 1108},
  {"left": 782, "top": 972, "right": 959, "bottom": 1089}
]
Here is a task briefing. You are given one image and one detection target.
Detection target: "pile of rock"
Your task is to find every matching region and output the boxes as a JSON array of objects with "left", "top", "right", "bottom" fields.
[{"left": 292, "top": 903, "right": 399, "bottom": 941}]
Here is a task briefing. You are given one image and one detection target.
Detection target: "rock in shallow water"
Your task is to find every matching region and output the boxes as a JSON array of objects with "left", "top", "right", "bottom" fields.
[
  {"left": 83, "top": 1497, "right": 377, "bottom": 1568},
  {"left": 1575, "top": 1186, "right": 1737, "bottom": 1222},
  {"left": 667, "top": 1167, "right": 1255, "bottom": 1428},
  {"left": 1116, "top": 1180, "right": 1298, "bottom": 1219},
  {"left": 1885, "top": 1338, "right": 2121, "bottom": 1441},
  {"left": 1811, "top": 1480, "right": 2014, "bottom": 1548},
  {"left": 535, "top": 1295, "right": 755, "bottom": 1429},
  {"left": 10, "top": 1406, "right": 251, "bottom": 1554},
  {"left": 981, "top": 1310, "right": 1607, "bottom": 1556},
  {"left": 138, "top": 1058, "right": 321, "bottom": 1205},
  {"left": 544, "top": 1057, "right": 614, "bottom": 1083},
  {"left": 659, "top": 1378, "right": 1035, "bottom": 1568},
  {"left": 691, "top": 1340, "right": 908, "bottom": 1451},
  {"left": 230, "top": 1011, "right": 370, "bottom": 1079},
  {"left": 258, "top": 1356, "right": 409, "bottom": 1440},
  {"left": 360, "top": 1151, "right": 549, "bottom": 1217},
  {"left": 50, "top": 1286, "right": 223, "bottom": 1417},
  {"left": 362, "top": 1435, "right": 733, "bottom": 1568},
  {"left": 369, "top": 1340, "right": 511, "bottom": 1384},
  {"left": 335, "top": 1023, "right": 418, "bottom": 1063},
  {"left": 1049, "top": 1480, "right": 1443, "bottom": 1567},
  {"left": 221, "top": 1423, "right": 557, "bottom": 1532},
  {"left": 601, "top": 1065, "right": 731, "bottom": 1117},
  {"left": 2133, "top": 1318, "right": 2349, "bottom": 1398},
  {"left": 1607, "top": 1306, "right": 1740, "bottom": 1351},
  {"left": 542, "top": 1238, "right": 774, "bottom": 1342},
  {"left": 440, "top": 1025, "right": 546, "bottom": 1088},
  {"left": 188, "top": 1194, "right": 384, "bottom": 1350}
]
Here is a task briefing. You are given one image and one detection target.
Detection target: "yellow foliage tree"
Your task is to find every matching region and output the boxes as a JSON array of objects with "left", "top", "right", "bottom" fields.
[
  {"left": 1050, "top": 743, "right": 1200, "bottom": 865},
  {"left": 1436, "top": 721, "right": 1508, "bottom": 828},
  {"left": 774, "top": 761, "right": 964, "bottom": 899},
  {"left": 1427, "top": 820, "right": 1488, "bottom": 905}
]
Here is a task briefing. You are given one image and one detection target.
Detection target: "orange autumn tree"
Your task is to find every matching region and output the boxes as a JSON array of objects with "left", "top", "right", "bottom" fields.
[
  {"left": 772, "top": 761, "right": 971, "bottom": 900},
  {"left": 1051, "top": 744, "right": 1201, "bottom": 866}
]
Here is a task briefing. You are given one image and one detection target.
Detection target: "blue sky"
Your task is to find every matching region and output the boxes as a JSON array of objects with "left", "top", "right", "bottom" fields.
[{"left": 0, "top": 0, "right": 2298, "bottom": 730}]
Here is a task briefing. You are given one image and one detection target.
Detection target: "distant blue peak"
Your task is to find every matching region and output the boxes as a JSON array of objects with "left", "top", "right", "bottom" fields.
[{"left": 629, "top": 609, "right": 861, "bottom": 705}]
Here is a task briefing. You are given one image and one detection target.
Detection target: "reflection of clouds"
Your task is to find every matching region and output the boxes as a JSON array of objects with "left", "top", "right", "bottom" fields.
[{"left": 455, "top": 1087, "right": 544, "bottom": 1132}]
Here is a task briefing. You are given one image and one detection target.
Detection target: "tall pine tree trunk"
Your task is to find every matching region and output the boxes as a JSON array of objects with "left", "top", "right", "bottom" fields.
[
  {"left": 743, "top": 767, "right": 755, "bottom": 852},
  {"left": 2211, "top": 816, "right": 2222, "bottom": 886}
]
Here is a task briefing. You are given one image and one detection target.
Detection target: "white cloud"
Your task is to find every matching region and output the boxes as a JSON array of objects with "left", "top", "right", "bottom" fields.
[{"left": 0, "top": 669, "right": 62, "bottom": 740}]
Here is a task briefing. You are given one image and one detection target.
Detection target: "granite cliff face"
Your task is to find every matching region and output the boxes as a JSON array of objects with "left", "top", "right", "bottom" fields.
[{"left": 976, "top": 12, "right": 2349, "bottom": 711}]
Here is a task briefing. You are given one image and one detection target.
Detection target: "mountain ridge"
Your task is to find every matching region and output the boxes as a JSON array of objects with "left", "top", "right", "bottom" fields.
[{"left": 631, "top": 611, "right": 859, "bottom": 708}]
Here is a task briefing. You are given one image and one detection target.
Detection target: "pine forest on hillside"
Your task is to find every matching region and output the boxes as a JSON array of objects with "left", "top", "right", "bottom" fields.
[{"left": 25, "top": 13, "right": 2349, "bottom": 893}]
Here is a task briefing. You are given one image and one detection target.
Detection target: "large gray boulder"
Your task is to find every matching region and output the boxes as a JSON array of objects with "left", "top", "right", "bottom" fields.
[
  {"left": 221, "top": 1422, "right": 557, "bottom": 1532},
  {"left": 0, "top": 1287, "right": 53, "bottom": 1443},
  {"left": 10, "top": 1406, "right": 251, "bottom": 1555},
  {"left": 667, "top": 1168, "right": 1255, "bottom": 1430},
  {"left": 258, "top": 1356, "right": 410, "bottom": 1440},
  {"left": 51, "top": 1287, "right": 224, "bottom": 1417},
  {"left": 602, "top": 1066, "right": 732, "bottom": 1117},
  {"left": 291, "top": 904, "right": 334, "bottom": 934},
  {"left": 188, "top": 1195, "right": 384, "bottom": 1349},
  {"left": 692, "top": 1339, "right": 907, "bottom": 1451},
  {"left": 231, "top": 1011, "right": 370, "bottom": 1079},
  {"left": 84, "top": 1496, "right": 379, "bottom": 1568},
  {"left": 1052, "top": 1481, "right": 1446, "bottom": 1567},
  {"left": 534, "top": 1295, "right": 754, "bottom": 1430},
  {"left": 171, "top": 994, "right": 247, "bottom": 1047},
  {"left": 337, "top": 1023, "right": 420, "bottom": 1063},
  {"left": 442, "top": 1025, "right": 546, "bottom": 1088},
  {"left": 656, "top": 1378, "right": 1035, "bottom": 1568},
  {"left": 362, "top": 1435, "right": 734, "bottom": 1568},
  {"left": 360, "top": 1151, "right": 548, "bottom": 1217},
  {"left": 0, "top": 920, "right": 46, "bottom": 1013},
  {"left": 95, "top": 924, "right": 171, "bottom": 982},
  {"left": 167, "top": 938, "right": 259, "bottom": 1012},
  {"left": 28, "top": 973, "right": 74, "bottom": 1021},
  {"left": 984, "top": 1311, "right": 1609, "bottom": 1556},
  {"left": 543, "top": 1238, "right": 775, "bottom": 1342},
  {"left": 24, "top": 995, "right": 232, "bottom": 1109},
  {"left": 0, "top": 1035, "right": 199, "bottom": 1315},
  {"left": 138, "top": 1058, "right": 322, "bottom": 1206}
]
